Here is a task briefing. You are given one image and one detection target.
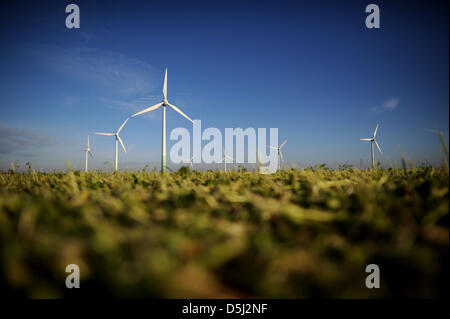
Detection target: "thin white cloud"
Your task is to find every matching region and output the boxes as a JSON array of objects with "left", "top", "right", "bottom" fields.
[
  {"left": 74, "top": 31, "right": 92, "bottom": 42},
  {"left": 21, "top": 45, "right": 158, "bottom": 96},
  {"left": 99, "top": 95, "right": 162, "bottom": 119},
  {"left": 0, "top": 125, "right": 57, "bottom": 156},
  {"left": 371, "top": 97, "right": 400, "bottom": 112},
  {"left": 383, "top": 98, "right": 399, "bottom": 109}
]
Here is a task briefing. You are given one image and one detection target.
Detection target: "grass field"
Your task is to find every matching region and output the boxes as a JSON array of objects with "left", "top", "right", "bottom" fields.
[{"left": 0, "top": 166, "right": 448, "bottom": 298}]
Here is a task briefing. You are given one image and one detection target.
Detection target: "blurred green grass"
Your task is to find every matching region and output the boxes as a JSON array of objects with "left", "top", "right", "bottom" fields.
[{"left": 0, "top": 166, "right": 448, "bottom": 298}]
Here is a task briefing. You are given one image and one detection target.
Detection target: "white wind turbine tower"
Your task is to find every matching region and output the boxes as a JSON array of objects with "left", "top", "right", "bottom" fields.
[
  {"left": 84, "top": 135, "right": 93, "bottom": 172},
  {"left": 222, "top": 147, "right": 234, "bottom": 172},
  {"left": 268, "top": 139, "right": 287, "bottom": 171},
  {"left": 95, "top": 118, "right": 129, "bottom": 172},
  {"left": 131, "top": 68, "right": 193, "bottom": 173},
  {"left": 360, "top": 124, "right": 382, "bottom": 169}
]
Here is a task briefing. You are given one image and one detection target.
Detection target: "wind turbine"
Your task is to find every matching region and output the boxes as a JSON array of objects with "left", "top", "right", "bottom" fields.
[
  {"left": 183, "top": 156, "right": 194, "bottom": 170},
  {"left": 222, "top": 147, "right": 234, "bottom": 172},
  {"left": 95, "top": 117, "right": 129, "bottom": 172},
  {"left": 84, "top": 135, "right": 93, "bottom": 172},
  {"left": 131, "top": 68, "right": 193, "bottom": 172},
  {"left": 360, "top": 124, "right": 382, "bottom": 169},
  {"left": 268, "top": 139, "right": 287, "bottom": 170}
]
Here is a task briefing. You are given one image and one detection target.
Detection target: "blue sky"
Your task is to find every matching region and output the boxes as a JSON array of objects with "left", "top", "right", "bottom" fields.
[{"left": 0, "top": 0, "right": 448, "bottom": 171}]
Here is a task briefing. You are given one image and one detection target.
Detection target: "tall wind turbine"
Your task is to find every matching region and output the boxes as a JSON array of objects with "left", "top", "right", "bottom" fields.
[
  {"left": 95, "top": 118, "right": 129, "bottom": 172},
  {"left": 360, "top": 124, "right": 382, "bottom": 169},
  {"left": 268, "top": 139, "right": 287, "bottom": 170},
  {"left": 222, "top": 147, "right": 234, "bottom": 172},
  {"left": 84, "top": 135, "right": 93, "bottom": 172},
  {"left": 131, "top": 68, "right": 193, "bottom": 172}
]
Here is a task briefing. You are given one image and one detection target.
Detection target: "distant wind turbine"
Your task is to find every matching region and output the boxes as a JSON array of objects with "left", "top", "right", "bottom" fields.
[
  {"left": 222, "top": 147, "right": 234, "bottom": 171},
  {"left": 360, "top": 124, "right": 382, "bottom": 169},
  {"left": 131, "top": 68, "right": 193, "bottom": 172},
  {"left": 95, "top": 118, "right": 129, "bottom": 172},
  {"left": 104, "top": 159, "right": 114, "bottom": 172},
  {"left": 268, "top": 139, "right": 287, "bottom": 170},
  {"left": 183, "top": 156, "right": 194, "bottom": 170},
  {"left": 84, "top": 135, "right": 93, "bottom": 172}
]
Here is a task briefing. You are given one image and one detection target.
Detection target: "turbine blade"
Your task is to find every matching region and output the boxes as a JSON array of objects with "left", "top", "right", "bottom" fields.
[
  {"left": 163, "top": 68, "right": 168, "bottom": 100},
  {"left": 360, "top": 138, "right": 372, "bottom": 141},
  {"left": 168, "top": 103, "right": 193, "bottom": 123},
  {"left": 89, "top": 151, "right": 93, "bottom": 159},
  {"left": 279, "top": 151, "right": 285, "bottom": 163},
  {"left": 95, "top": 133, "right": 114, "bottom": 136},
  {"left": 267, "top": 146, "right": 278, "bottom": 149},
  {"left": 280, "top": 139, "right": 288, "bottom": 149},
  {"left": 131, "top": 102, "right": 163, "bottom": 117},
  {"left": 374, "top": 140, "right": 382, "bottom": 155},
  {"left": 117, "top": 117, "right": 130, "bottom": 133},
  {"left": 117, "top": 135, "right": 127, "bottom": 153},
  {"left": 374, "top": 124, "right": 379, "bottom": 138},
  {"left": 88, "top": 136, "right": 90, "bottom": 148}
]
